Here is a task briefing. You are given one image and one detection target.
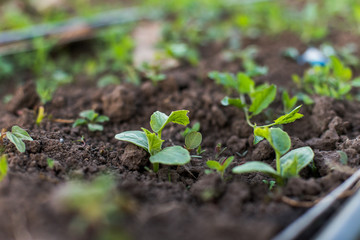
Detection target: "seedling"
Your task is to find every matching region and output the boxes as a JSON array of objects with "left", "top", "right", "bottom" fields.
[
  {"left": 0, "top": 126, "right": 33, "bottom": 153},
  {"left": 282, "top": 90, "right": 298, "bottom": 113},
  {"left": 0, "top": 155, "right": 8, "bottom": 182},
  {"left": 54, "top": 175, "right": 132, "bottom": 239},
  {"left": 165, "top": 43, "right": 199, "bottom": 66},
  {"left": 210, "top": 71, "right": 314, "bottom": 184},
  {"left": 263, "top": 180, "right": 276, "bottom": 190},
  {"left": 206, "top": 156, "right": 234, "bottom": 179},
  {"left": 293, "top": 56, "right": 360, "bottom": 100},
  {"left": 115, "top": 110, "right": 191, "bottom": 172},
  {"left": 214, "top": 143, "right": 227, "bottom": 159},
  {"left": 36, "top": 106, "right": 45, "bottom": 126},
  {"left": 139, "top": 63, "right": 166, "bottom": 85},
  {"left": 222, "top": 46, "right": 268, "bottom": 77},
  {"left": 184, "top": 132, "right": 202, "bottom": 151},
  {"left": 181, "top": 122, "right": 205, "bottom": 156},
  {"left": 47, "top": 158, "right": 55, "bottom": 169},
  {"left": 73, "top": 110, "right": 109, "bottom": 132}
]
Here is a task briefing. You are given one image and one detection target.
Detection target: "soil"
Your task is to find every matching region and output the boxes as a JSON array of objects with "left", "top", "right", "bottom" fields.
[{"left": 1, "top": 31, "right": 360, "bottom": 240}]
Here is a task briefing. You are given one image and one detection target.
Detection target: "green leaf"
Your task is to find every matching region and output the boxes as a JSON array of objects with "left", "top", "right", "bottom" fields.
[
  {"left": 96, "top": 115, "right": 109, "bottom": 123},
  {"left": 88, "top": 123, "right": 103, "bottom": 132},
  {"left": 222, "top": 156, "right": 234, "bottom": 170},
  {"left": 150, "top": 146, "right": 190, "bottom": 165},
  {"left": 142, "top": 128, "right": 163, "bottom": 155},
  {"left": 150, "top": 110, "right": 189, "bottom": 133},
  {"left": 11, "top": 126, "right": 33, "bottom": 141},
  {"left": 232, "top": 161, "right": 280, "bottom": 178},
  {"left": 72, "top": 118, "right": 88, "bottom": 128},
  {"left": 253, "top": 135, "right": 264, "bottom": 145},
  {"left": 185, "top": 132, "right": 202, "bottom": 149},
  {"left": 249, "top": 84, "right": 276, "bottom": 116},
  {"left": 115, "top": 131, "right": 149, "bottom": 152},
  {"left": 0, "top": 155, "right": 8, "bottom": 182},
  {"left": 221, "top": 97, "right": 245, "bottom": 109},
  {"left": 338, "top": 84, "right": 352, "bottom": 96},
  {"left": 351, "top": 77, "right": 360, "bottom": 87},
  {"left": 80, "top": 110, "right": 98, "bottom": 121},
  {"left": 206, "top": 160, "right": 221, "bottom": 170},
  {"left": 269, "top": 128, "right": 291, "bottom": 155},
  {"left": 274, "top": 105, "right": 303, "bottom": 125},
  {"left": 6, "top": 131, "right": 26, "bottom": 153},
  {"left": 237, "top": 73, "right": 255, "bottom": 94},
  {"left": 208, "top": 71, "right": 237, "bottom": 89},
  {"left": 254, "top": 127, "right": 270, "bottom": 140},
  {"left": 282, "top": 91, "right": 298, "bottom": 113},
  {"left": 280, "top": 146, "right": 314, "bottom": 176},
  {"left": 337, "top": 151, "right": 348, "bottom": 165},
  {"left": 281, "top": 155, "right": 298, "bottom": 178}
]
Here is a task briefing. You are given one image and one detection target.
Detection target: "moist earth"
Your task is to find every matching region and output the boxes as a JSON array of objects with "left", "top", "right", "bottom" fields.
[{"left": 0, "top": 32, "right": 360, "bottom": 240}]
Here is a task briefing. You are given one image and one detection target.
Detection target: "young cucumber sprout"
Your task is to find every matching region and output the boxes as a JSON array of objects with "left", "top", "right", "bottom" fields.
[
  {"left": 210, "top": 71, "right": 314, "bottom": 185},
  {"left": 207, "top": 156, "right": 234, "bottom": 179},
  {"left": 0, "top": 126, "right": 33, "bottom": 153},
  {"left": 115, "top": 110, "right": 192, "bottom": 172},
  {"left": 73, "top": 110, "right": 109, "bottom": 132}
]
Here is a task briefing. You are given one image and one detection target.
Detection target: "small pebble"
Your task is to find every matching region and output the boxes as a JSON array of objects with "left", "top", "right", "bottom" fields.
[{"left": 59, "top": 138, "right": 64, "bottom": 144}]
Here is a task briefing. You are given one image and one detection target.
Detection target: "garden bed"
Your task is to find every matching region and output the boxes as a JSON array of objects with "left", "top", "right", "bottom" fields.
[{"left": 1, "top": 30, "right": 360, "bottom": 240}]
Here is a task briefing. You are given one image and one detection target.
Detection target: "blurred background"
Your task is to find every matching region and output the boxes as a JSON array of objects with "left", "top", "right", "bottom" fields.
[{"left": 1, "top": 0, "right": 360, "bottom": 102}]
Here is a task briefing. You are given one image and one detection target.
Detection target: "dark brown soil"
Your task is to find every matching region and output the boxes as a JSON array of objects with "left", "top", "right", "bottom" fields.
[{"left": 1, "top": 32, "right": 360, "bottom": 240}]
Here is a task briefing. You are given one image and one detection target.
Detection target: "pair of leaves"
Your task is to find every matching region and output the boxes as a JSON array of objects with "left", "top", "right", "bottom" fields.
[
  {"left": 282, "top": 90, "right": 298, "bottom": 113},
  {"left": 207, "top": 156, "right": 234, "bottom": 176},
  {"left": 150, "top": 110, "right": 190, "bottom": 134},
  {"left": 221, "top": 84, "right": 277, "bottom": 117},
  {"left": 5, "top": 126, "right": 33, "bottom": 153},
  {"left": 253, "top": 106, "right": 304, "bottom": 145},
  {"left": 115, "top": 110, "right": 191, "bottom": 166},
  {"left": 232, "top": 147, "right": 314, "bottom": 181},
  {"left": 73, "top": 110, "right": 109, "bottom": 132}
]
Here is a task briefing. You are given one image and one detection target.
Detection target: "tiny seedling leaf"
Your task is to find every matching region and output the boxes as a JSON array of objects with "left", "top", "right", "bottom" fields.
[
  {"left": 142, "top": 128, "right": 163, "bottom": 155},
  {"left": 337, "top": 150, "right": 348, "bottom": 165},
  {"left": 269, "top": 128, "right": 291, "bottom": 155},
  {"left": 150, "top": 110, "right": 189, "bottom": 133},
  {"left": 150, "top": 146, "right": 190, "bottom": 165},
  {"left": 253, "top": 135, "right": 264, "bottom": 145},
  {"left": 11, "top": 126, "right": 33, "bottom": 141},
  {"left": 96, "top": 115, "right": 110, "bottom": 123},
  {"left": 281, "top": 155, "right": 298, "bottom": 178},
  {"left": 222, "top": 156, "right": 234, "bottom": 170},
  {"left": 232, "top": 161, "right": 280, "bottom": 178},
  {"left": 80, "top": 110, "right": 98, "bottom": 121},
  {"left": 249, "top": 84, "right": 277, "bottom": 116},
  {"left": 237, "top": 73, "right": 255, "bottom": 94},
  {"left": 185, "top": 132, "right": 202, "bottom": 150},
  {"left": 282, "top": 91, "right": 298, "bottom": 113},
  {"left": 221, "top": 97, "right": 245, "bottom": 109},
  {"left": 206, "top": 160, "right": 221, "bottom": 170},
  {"left": 280, "top": 146, "right": 314, "bottom": 176},
  {"left": 88, "top": 123, "right": 103, "bottom": 132},
  {"left": 72, "top": 118, "right": 88, "bottom": 128},
  {"left": 115, "top": 131, "right": 149, "bottom": 152},
  {"left": 274, "top": 105, "right": 303, "bottom": 125},
  {"left": 6, "top": 132, "right": 26, "bottom": 153}
]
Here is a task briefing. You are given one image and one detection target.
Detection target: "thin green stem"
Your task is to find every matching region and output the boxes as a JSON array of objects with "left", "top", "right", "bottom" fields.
[
  {"left": 275, "top": 152, "right": 281, "bottom": 174},
  {"left": 240, "top": 94, "right": 255, "bottom": 128},
  {"left": 153, "top": 163, "right": 159, "bottom": 173}
]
